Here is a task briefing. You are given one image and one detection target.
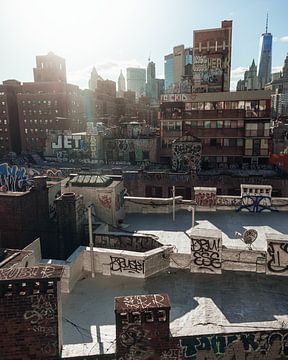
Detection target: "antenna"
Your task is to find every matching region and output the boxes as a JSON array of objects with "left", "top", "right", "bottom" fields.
[
  {"left": 148, "top": 51, "right": 151, "bottom": 63},
  {"left": 266, "top": 12, "right": 269, "bottom": 33}
]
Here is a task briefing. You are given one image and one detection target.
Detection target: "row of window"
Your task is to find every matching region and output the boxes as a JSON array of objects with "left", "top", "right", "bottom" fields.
[
  {"left": 184, "top": 100, "right": 267, "bottom": 111},
  {"left": 184, "top": 120, "right": 245, "bottom": 129},
  {"left": 0, "top": 119, "right": 7, "bottom": 124},
  {"left": 24, "top": 128, "right": 48, "bottom": 134},
  {"left": 22, "top": 100, "right": 58, "bottom": 106},
  {"left": 23, "top": 109, "right": 59, "bottom": 115}
]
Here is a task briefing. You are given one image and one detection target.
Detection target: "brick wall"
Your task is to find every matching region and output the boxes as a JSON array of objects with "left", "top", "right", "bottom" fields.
[{"left": 0, "top": 265, "right": 63, "bottom": 360}]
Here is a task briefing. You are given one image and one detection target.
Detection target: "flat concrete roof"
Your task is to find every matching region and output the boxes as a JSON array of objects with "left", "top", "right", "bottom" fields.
[
  {"left": 62, "top": 270, "right": 288, "bottom": 357},
  {"left": 124, "top": 210, "right": 288, "bottom": 253}
]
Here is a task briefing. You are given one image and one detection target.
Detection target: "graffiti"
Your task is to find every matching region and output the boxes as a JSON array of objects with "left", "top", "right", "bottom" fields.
[
  {"left": 56, "top": 150, "right": 68, "bottom": 161},
  {"left": 0, "top": 265, "right": 63, "bottom": 281},
  {"left": 267, "top": 241, "right": 288, "bottom": 275},
  {"left": 161, "top": 348, "right": 184, "bottom": 360},
  {"left": 95, "top": 235, "right": 159, "bottom": 252},
  {"left": 179, "top": 330, "right": 288, "bottom": 359},
  {"left": 236, "top": 195, "right": 277, "bottom": 213},
  {"left": 52, "top": 134, "right": 82, "bottom": 149},
  {"left": 119, "top": 325, "right": 154, "bottom": 360},
  {"left": 110, "top": 256, "right": 145, "bottom": 274},
  {"left": 191, "top": 238, "right": 222, "bottom": 274},
  {"left": 98, "top": 194, "right": 112, "bottom": 209},
  {"left": 121, "top": 294, "right": 166, "bottom": 310},
  {"left": 0, "top": 163, "right": 33, "bottom": 192},
  {"left": 41, "top": 341, "right": 57, "bottom": 355},
  {"left": 117, "top": 139, "right": 129, "bottom": 152},
  {"left": 195, "top": 192, "right": 216, "bottom": 207},
  {"left": 44, "top": 168, "right": 64, "bottom": 177},
  {"left": 24, "top": 294, "right": 56, "bottom": 325},
  {"left": 216, "top": 197, "right": 242, "bottom": 207},
  {"left": 172, "top": 139, "right": 202, "bottom": 173}
]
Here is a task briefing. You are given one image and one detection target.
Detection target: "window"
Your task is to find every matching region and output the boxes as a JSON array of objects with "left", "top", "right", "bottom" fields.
[
  {"left": 145, "top": 311, "right": 154, "bottom": 322},
  {"left": 204, "top": 121, "right": 211, "bottom": 128},
  {"left": 224, "top": 120, "right": 231, "bottom": 128},
  {"left": 216, "top": 121, "right": 223, "bottom": 128},
  {"left": 157, "top": 310, "right": 166, "bottom": 322},
  {"left": 245, "top": 139, "right": 253, "bottom": 156},
  {"left": 131, "top": 312, "right": 141, "bottom": 324},
  {"left": 224, "top": 139, "right": 229, "bottom": 146}
]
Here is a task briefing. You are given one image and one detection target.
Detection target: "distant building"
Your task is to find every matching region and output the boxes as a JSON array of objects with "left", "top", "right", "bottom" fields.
[
  {"left": 33, "top": 52, "right": 66, "bottom": 83},
  {"left": 160, "top": 90, "right": 271, "bottom": 168},
  {"left": 17, "top": 82, "right": 85, "bottom": 154},
  {"left": 0, "top": 80, "right": 22, "bottom": 156},
  {"left": 126, "top": 67, "right": 146, "bottom": 99},
  {"left": 257, "top": 15, "right": 272, "bottom": 89},
  {"left": 164, "top": 46, "right": 193, "bottom": 93},
  {"left": 237, "top": 59, "right": 260, "bottom": 91},
  {"left": 265, "top": 54, "right": 288, "bottom": 117},
  {"left": 193, "top": 20, "right": 232, "bottom": 93},
  {"left": 88, "top": 67, "right": 103, "bottom": 91},
  {"left": 117, "top": 70, "right": 126, "bottom": 97},
  {"left": 164, "top": 53, "right": 174, "bottom": 91}
]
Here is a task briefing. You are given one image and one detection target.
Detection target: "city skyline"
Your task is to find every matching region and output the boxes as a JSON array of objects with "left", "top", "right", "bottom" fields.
[{"left": 1, "top": 0, "right": 288, "bottom": 90}]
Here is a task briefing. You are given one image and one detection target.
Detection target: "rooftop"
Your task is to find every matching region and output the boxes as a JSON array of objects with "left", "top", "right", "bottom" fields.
[
  {"left": 62, "top": 270, "right": 288, "bottom": 357},
  {"left": 124, "top": 210, "right": 288, "bottom": 253}
]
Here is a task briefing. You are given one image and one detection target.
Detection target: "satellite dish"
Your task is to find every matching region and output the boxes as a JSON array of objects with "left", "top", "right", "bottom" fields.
[{"left": 243, "top": 229, "right": 258, "bottom": 247}]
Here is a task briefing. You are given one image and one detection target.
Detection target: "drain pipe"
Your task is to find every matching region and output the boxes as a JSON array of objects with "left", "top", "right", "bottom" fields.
[
  {"left": 172, "top": 186, "right": 175, "bottom": 221},
  {"left": 88, "top": 206, "right": 95, "bottom": 278}
]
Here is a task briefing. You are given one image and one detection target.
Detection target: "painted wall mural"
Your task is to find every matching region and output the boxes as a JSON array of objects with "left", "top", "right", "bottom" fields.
[
  {"left": 178, "top": 330, "right": 288, "bottom": 359},
  {"left": 172, "top": 137, "right": 202, "bottom": 173},
  {"left": 0, "top": 163, "right": 33, "bottom": 192}
]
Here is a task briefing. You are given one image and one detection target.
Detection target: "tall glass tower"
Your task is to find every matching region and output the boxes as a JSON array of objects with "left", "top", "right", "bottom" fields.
[{"left": 257, "top": 14, "right": 272, "bottom": 88}]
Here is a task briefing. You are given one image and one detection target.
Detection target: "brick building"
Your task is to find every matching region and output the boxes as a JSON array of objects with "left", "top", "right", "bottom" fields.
[
  {"left": 0, "top": 80, "right": 22, "bottom": 156},
  {"left": 17, "top": 81, "right": 85, "bottom": 154},
  {"left": 33, "top": 51, "right": 67, "bottom": 83},
  {"left": 160, "top": 90, "right": 271, "bottom": 168},
  {"left": 193, "top": 20, "right": 232, "bottom": 93},
  {"left": 0, "top": 256, "right": 64, "bottom": 360}
]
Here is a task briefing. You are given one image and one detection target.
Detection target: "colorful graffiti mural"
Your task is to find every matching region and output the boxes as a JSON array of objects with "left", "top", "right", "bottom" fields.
[
  {"left": 0, "top": 163, "right": 33, "bottom": 192},
  {"left": 172, "top": 137, "right": 202, "bottom": 173},
  {"left": 236, "top": 195, "right": 277, "bottom": 213}
]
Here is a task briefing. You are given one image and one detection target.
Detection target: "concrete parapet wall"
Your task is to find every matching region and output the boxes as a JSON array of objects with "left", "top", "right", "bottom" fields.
[
  {"left": 124, "top": 196, "right": 194, "bottom": 214},
  {"left": 83, "top": 245, "right": 173, "bottom": 279}
]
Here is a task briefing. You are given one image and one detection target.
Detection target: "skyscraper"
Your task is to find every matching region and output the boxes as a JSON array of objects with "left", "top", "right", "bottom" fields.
[
  {"left": 146, "top": 60, "right": 157, "bottom": 102},
  {"left": 257, "top": 15, "right": 273, "bottom": 89},
  {"left": 164, "top": 46, "right": 192, "bottom": 92},
  {"left": 126, "top": 68, "right": 146, "bottom": 99},
  {"left": 117, "top": 70, "right": 126, "bottom": 97},
  {"left": 88, "top": 67, "right": 103, "bottom": 91}
]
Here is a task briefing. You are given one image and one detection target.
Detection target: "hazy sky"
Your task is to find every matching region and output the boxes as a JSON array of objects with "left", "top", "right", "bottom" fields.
[{"left": 1, "top": 0, "right": 288, "bottom": 90}]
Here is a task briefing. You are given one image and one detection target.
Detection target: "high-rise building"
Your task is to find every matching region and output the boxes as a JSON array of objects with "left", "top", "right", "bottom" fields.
[
  {"left": 164, "top": 53, "right": 174, "bottom": 91},
  {"left": 193, "top": 20, "right": 232, "bottom": 93},
  {"left": 117, "top": 70, "right": 126, "bottom": 97},
  {"left": 89, "top": 67, "right": 103, "bottom": 91},
  {"left": 33, "top": 52, "right": 66, "bottom": 83},
  {"left": 126, "top": 67, "right": 146, "bottom": 99},
  {"left": 237, "top": 59, "right": 260, "bottom": 91},
  {"left": 257, "top": 15, "right": 273, "bottom": 89},
  {"left": 266, "top": 54, "right": 288, "bottom": 117},
  {"left": 164, "top": 46, "right": 193, "bottom": 93},
  {"left": 146, "top": 60, "right": 157, "bottom": 102}
]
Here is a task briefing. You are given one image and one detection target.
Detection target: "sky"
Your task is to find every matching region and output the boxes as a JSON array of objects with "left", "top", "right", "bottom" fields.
[{"left": 0, "top": 0, "right": 288, "bottom": 90}]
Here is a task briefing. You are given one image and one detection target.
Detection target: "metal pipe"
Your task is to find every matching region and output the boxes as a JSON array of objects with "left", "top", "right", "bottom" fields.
[
  {"left": 192, "top": 206, "right": 195, "bottom": 228},
  {"left": 172, "top": 186, "right": 175, "bottom": 221},
  {"left": 88, "top": 206, "right": 95, "bottom": 278}
]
